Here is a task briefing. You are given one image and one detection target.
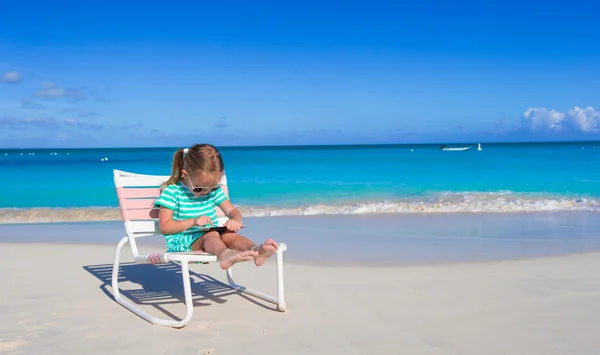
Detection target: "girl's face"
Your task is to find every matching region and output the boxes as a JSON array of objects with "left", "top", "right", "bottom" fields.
[{"left": 182, "top": 170, "right": 222, "bottom": 196}]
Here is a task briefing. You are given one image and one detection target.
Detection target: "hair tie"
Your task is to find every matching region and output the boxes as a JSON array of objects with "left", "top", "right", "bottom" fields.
[{"left": 183, "top": 148, "right": 189, "bottom": 155}]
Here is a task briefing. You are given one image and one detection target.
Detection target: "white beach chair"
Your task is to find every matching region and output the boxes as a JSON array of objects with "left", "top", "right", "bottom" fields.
[{"left": 112, "top": 169, "right": 287, "bottom": 328}]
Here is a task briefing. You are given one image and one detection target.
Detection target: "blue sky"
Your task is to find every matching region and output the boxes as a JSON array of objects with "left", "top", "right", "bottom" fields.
[{"left": 1, "top": 0, "right": 600, "bottom": 148}]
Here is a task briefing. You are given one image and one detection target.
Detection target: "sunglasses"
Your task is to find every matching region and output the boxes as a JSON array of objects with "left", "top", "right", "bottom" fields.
[{"left": 186, "top": 175, "right": 221, "bottom": 195}]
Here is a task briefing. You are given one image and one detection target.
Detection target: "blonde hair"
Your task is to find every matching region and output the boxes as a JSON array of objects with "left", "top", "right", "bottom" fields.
[{"left": 163, "top": 144, "right": 224, "bottom": 187}]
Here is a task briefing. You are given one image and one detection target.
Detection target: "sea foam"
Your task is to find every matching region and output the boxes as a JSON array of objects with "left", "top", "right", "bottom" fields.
[{"left": 1, "top": 193, "right": 598, "bottom": 224}]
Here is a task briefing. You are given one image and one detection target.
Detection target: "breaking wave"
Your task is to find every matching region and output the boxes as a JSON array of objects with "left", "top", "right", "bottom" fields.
[
  {"left": 242, "top": 193, "right": 600, "bottom": 216},
  {"left": 1, "top": 192, "right": 598, "bottom": 224}
]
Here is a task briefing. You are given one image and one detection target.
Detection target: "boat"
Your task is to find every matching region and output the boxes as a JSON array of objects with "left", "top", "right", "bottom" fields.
[
  {"left": 477, "top": 143, "right": 482, "bottom": 151},
  {"left": 439, "top": 145, "right": 471, "bottom": 151}
]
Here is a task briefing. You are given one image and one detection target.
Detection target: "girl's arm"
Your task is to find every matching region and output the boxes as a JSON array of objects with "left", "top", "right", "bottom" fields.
[
  {"left": 158, "top": 206, "right": 200, "bottom": 234},
  {"left": 218, "top": 199, "right": 243, "bottom": 222}
]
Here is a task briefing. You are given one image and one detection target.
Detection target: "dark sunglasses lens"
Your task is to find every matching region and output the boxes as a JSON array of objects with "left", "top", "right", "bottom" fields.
[{"left": 192, "top": 186, "right": 219, "bottom": 194}]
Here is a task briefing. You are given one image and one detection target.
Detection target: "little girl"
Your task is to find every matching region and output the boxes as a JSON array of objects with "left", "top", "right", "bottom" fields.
[{"left": 154, "top": 143, "right": 278, "bottom": 269}]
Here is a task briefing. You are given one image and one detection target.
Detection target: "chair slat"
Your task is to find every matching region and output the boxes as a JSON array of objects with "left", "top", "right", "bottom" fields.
[
  {"left": 122, "top": 208, "right": 160, "bottom": 220},
  {"left": 120, "top": 198, "right": 158, "bottom": 209},
  {"left": 127, "top": 220, "right": 160, "bottom": 234},
  {"left": 119, "top": 175, "right": 168, "bottom": 188},
  {"left": 116, "top": 187, "right": 162, "bottom": 199}
]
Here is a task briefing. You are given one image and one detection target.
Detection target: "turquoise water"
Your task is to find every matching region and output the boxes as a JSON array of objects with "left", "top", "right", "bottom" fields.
[{"left": 1, "top": 142, "right": 600, "bottom": 217}]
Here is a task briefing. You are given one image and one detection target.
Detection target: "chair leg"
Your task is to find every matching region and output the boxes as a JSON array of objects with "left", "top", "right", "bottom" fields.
[
  {"left": 275, "top": 245, "right": 286, "bottom": 311},
  {"left": 111, "top": 236, "right": 195, "bottom": 328},
  {"left": 225, "top": 243, "right": 287, "bottom": 312}
]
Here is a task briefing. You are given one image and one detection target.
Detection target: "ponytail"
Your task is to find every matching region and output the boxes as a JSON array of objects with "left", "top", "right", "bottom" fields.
[
  {"left": 163, "top": 148, "right": 185, "bottom": 187},
  {"left": 163, "top": 144, "right": 224, "bottom": 187}
]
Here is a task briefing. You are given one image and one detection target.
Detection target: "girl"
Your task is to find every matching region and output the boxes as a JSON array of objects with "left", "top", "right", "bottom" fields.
[{"left": 154, "top": 143, "right": 278, "bottom": 269}]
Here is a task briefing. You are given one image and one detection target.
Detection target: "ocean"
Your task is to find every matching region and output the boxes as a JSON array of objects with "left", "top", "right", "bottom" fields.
[{"left": 1, "top": 141, "right": 599, "bottom": 222}]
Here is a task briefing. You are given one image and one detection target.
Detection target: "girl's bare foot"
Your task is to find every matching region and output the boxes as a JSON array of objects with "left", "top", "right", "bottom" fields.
[
  {"left": 254, "top": 239, "right": 278, "bottom": 266},
  {"left": 219, "top": 249, "right": 256, "bottom": 270}
]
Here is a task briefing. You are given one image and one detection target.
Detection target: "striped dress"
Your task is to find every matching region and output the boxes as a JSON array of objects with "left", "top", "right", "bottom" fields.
[{"left": 154, "top": 181, "right": 228, "bottom": 252}]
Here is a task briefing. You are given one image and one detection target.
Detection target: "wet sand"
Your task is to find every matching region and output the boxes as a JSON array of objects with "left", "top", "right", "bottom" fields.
[{"left": 1, "top": 212, "right": 600, "bottom": 265}]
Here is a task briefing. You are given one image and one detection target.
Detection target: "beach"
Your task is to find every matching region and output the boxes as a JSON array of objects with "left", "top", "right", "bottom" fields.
[
  {"left": 2, "top": 144, "right": 600, "bottom": 354},
  {"left": 2, "top": 213, "right": 600, "bottom": 354}
]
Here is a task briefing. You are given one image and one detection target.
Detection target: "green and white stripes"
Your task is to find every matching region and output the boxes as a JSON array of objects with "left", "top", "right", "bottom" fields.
[{"left": 154, "top": 182, "right": 228, "bottom": 251}]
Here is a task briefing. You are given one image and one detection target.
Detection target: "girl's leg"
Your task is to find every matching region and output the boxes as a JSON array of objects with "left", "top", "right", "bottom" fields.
[
  {"left": 221, "top": 231, "right": 279, "bottom": 266},
  {"left": 193, "top": 231, "right": 256, "bottom": 269},
  {"left": 220, "top": 231, "right": 256, "bottom": 251}
]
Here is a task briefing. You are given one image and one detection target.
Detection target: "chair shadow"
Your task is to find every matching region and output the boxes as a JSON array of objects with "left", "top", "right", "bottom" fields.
[{"left": 83, "top": 261, "right": 274, "bottom": 321}]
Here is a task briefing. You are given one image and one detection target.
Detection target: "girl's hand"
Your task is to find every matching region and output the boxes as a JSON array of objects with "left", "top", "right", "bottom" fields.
[
  {"left": 225, "top": 218, "right": 242, "bottom": 231},
  {"left": 194, "top": 216, "right": 213, "bottom": 227}
]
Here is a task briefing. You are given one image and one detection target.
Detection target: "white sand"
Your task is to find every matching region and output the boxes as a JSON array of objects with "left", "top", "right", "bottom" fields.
[{"left": 2, "top": 242, "right": 600, "bottom": 355}]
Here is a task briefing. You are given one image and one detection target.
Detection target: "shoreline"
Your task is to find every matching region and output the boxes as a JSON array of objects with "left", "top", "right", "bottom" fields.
[
  {"left": 2, "top": 212, "right": 600, "bottom": 266},
  {"left": 1, "top": 201, "right": 599, "bottom": 224}
]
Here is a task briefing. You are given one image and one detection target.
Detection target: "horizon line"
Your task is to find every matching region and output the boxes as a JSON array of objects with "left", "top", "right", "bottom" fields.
[{"left": 1, "top": 139, "right": 600, "bottom": 150}]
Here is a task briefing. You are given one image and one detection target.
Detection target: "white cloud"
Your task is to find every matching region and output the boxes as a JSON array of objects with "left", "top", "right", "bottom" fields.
[
  {"left": 0, "top": 115, "right": 142, "bottom": 133},
  {"left": 567, "top": 106, "right": 600, "bottom": 132},
  {"left": 61, "top": 117, "right": 142, "bottom": 131},
  {"left": 37, "top": 82, "right": 66, "bottom": 97},
  {"left": 520, "top": 106, "right": 600, "bottom": 133},
  {"left": 0, "top": 115, "right": 61, "bottom": 130},
  {"left": 36, "top": 82, "right": 86, "bottom": 102},
  {"left": 2, "top": 71, "right": 22, "bottom": 84},
  {"left": 520, "top": 108, "right": 565, "bottom": 132}
]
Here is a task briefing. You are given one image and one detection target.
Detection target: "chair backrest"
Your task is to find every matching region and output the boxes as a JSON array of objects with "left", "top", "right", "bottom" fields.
[{"left": 113, "top": 169, "right": 229, "bottom": 244}]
